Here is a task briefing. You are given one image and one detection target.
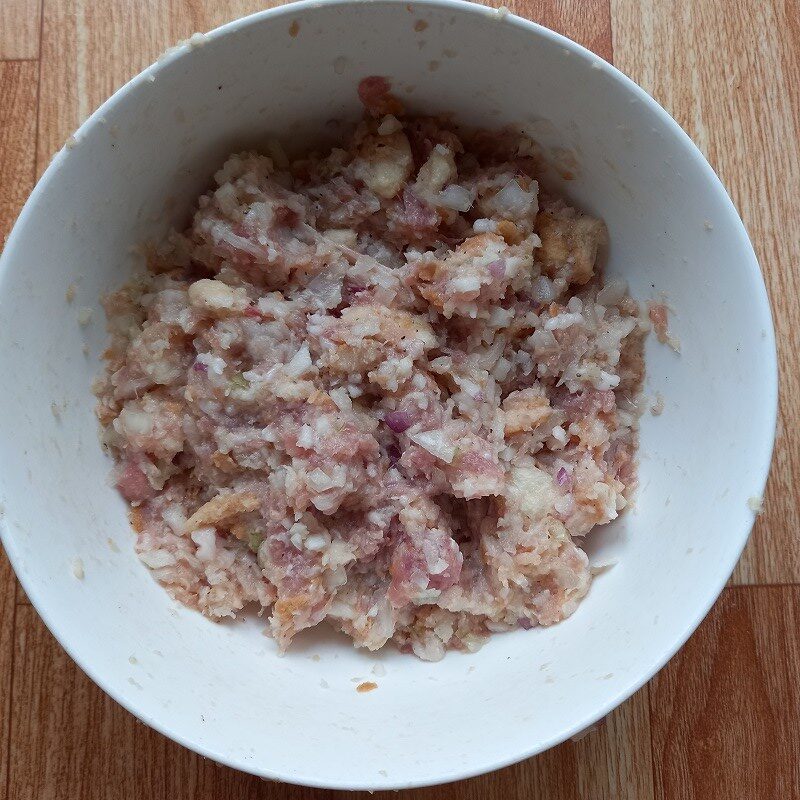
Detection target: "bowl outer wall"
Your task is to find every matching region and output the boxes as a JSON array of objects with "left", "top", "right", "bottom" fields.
[{"left": 0, "top": 0, "right": 778, "bottom": 790}]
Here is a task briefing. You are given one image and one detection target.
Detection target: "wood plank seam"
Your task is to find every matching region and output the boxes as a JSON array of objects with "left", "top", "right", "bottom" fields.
[
  {"left": 12, "top": 0, "right": 46, "bottom": 614},
  {"left": 4, "top": 600, "right": 18, "bottom": 800},
  {"left": 11, "top": 0, "right": 44, "bottom": 797},
  {"left": 0, "top": 51, "right": 41, "bottom": 799},
  {"left": 4, "top": 20, "right": 45, "bottom": 800}
]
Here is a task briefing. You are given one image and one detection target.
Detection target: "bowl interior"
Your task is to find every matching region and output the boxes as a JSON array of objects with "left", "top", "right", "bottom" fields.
[{"left": 0, "top": 0, "right": 776, "bottom": 789}]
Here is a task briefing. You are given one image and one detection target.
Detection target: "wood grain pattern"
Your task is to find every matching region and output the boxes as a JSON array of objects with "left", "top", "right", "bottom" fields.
[
  {"left": 0, "top": 57, "right": 40, "bottom": 798},
  {"left": 9, "top": 606, "right": 165, "bottom": 800},
  {"left": 9, "top": 604, "right": 655, "bottom": 800},
  {"left": 16, "top": 590, "right": 800, "bottom": 799},
  {"left": 611, "top": 0, "right": 800, "bottom": 585},
  {"left": 0, "top": 547, "right": 14, "bottom": 798},
  {"left": 0, "top": 58, "right": 39, "bottom": 623},
  {"left": 649, "top": 586, "right": 800, "bottom": 799},
  {"left": 473, "top": 0, "right": 613, "bottom": 60},
  {"left": 0, "top": 60, "right": 38, "bottom": 245},
  {"left": 36, "top": 0, "right": 292, "bottom": 174},
  {"left": 37, "top": 0, "right": 603, "bottom": 170},
  {"left": 2, "top": 0, "right": 799, "bottom": 797},
  {"left": 0, "top": 0, "right": 42, "bottom": 60}
]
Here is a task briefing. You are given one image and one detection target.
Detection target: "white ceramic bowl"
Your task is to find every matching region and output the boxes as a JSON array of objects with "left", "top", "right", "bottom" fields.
[{"left": 0, "top": 0, "right": 777, "bottom": 789}]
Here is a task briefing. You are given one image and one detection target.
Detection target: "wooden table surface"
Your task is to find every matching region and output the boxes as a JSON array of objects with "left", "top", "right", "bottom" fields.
[{"left": 1, "top": 0, "right": 799, "bottom": 797}]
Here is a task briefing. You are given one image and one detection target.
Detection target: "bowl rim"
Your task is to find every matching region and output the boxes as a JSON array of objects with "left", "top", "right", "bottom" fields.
[{"left": 0, "top": 0, "right": 778, "bottom": 790}]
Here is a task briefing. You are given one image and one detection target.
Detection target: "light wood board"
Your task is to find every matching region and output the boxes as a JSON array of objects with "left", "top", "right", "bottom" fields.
[{"left": 1, "top": 1, "right": 798, "bottom": 797}]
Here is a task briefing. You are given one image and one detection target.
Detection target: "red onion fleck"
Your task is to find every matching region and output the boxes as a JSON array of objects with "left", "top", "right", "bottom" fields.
[
  {"left": 387, "top": 443, "right": 402, "bottom": 464},
  {"left": 402, "top": 188, "right": 438, "bottom": 229},
  {"left": 556, "top": 467, "right": 571, "bottom": 487},
  {"left": 192, "top": 361, "right": 208, "bottom": 373},
  {"left": 384, "top": 411, "right": 413, "bottom": 433},
  {"left": 487, "top": 259, "right": 506, "bottom": 279},
  {"left": 518, "top": 617, "right": 534, "bottom": 630}
]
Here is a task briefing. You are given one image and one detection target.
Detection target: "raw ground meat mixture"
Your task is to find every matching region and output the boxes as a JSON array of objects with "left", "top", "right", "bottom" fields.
[{"left": 95, "top": 78, "right": 646, "bottom": 660}]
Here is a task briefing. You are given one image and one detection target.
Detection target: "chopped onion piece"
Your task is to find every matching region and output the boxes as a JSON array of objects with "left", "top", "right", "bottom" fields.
[
  {"left": 486, "top": 259, "right": 506, "bottom": 279},
  {"left": 384, "top": 411, "right": 414, "bottom": 433},
  {"left": 493, "top": 179, "right": 537, "bottom": 217},
  {"left": 410, "top": 429, "right": 457, "bottom": 463},
  {"left": 284, "top": 343, "right": 313, "bottom": 377},
  {"left": 437, "top": 184, "right": 474, "bottom": 212}
]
